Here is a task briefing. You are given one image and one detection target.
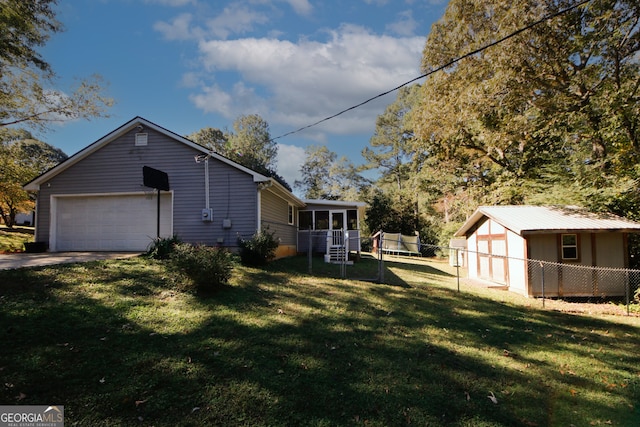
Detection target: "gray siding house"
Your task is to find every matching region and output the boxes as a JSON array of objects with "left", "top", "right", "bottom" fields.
[
  {"left": 454, "top": 205, "right": 640, "bottom": 297},
  {"left": 24, "top": 117, "right": 308, "bottom": 255}
]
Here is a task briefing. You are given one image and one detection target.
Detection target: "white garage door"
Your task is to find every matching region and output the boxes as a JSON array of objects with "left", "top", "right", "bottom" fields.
[{"left": 53, "top": 193, "right": 172, "bottom": 251}]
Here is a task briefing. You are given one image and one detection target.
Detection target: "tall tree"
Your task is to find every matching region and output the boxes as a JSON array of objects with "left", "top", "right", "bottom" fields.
[
  {"left": 227, "top": 114, "right": 278, "bottom": 174},
  {"left": 0, "top": 0, "right": 113, "bottom": 130},
  {"left": 188, "top": 127, "right": 228, "bottom": 154},
  {"left": 295, "top": 145, "right": 336, "bottom": 199},
  {"left": 411, "top": 0, "right": 640, "bottom": 216},
  {"left": 362, "top": 84, "right": 421, "bottom": 191},
  {"left": 0, "top": 129, "right": 67, "bottom": 227},
  {"left": 188, "top": 114, "right": 291, "bottom": 190}
]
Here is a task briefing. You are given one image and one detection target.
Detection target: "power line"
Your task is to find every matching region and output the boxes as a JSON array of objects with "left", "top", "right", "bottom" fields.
[{"left": 270, "top": 0, "right": 594, "bottom": 142}]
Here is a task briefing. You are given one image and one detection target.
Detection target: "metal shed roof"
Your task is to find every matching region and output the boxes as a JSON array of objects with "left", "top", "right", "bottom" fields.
[{"left": 454, "top": 205, "right": 640, "bottom": 237}]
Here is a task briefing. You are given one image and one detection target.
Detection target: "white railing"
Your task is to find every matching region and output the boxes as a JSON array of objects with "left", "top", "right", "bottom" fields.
[{"left": 325, "top": 229, "right": 350, "bottom": 263}]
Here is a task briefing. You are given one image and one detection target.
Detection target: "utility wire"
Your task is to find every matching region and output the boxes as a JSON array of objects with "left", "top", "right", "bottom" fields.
[{"left": 270, "top": 0, "right": 594, "bottom": 142}]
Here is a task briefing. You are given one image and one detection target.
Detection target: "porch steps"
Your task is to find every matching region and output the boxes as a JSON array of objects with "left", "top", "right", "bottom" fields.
[{"left": 324, "top": 245, "right": 353, "bottom": 264}]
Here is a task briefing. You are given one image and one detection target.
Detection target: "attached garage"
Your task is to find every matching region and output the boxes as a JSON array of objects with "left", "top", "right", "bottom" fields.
[{"left": 51, "top": 193, "right": 172, "bottom": 251}]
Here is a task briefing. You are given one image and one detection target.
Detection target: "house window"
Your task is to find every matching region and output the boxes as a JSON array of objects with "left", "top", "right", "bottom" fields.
[
  {"left": 315, "top": 211, "right": 329, "bottom": 230},
  {"left": 299, "top": 211, "right": 312, "bottom": 230},
  {"left": 347, "top": 209, "right": 358, "bottom": 230},
  {"left": 288, "top": 204, "right": 294, "bottom": 225},
  {"left": 561, "top": 234, "right": 578, "bottom": 260}
]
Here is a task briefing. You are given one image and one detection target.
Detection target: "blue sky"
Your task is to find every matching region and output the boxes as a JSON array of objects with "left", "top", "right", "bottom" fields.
[{"left": 40, "top": 0, "right": 448, "bottom": 191}]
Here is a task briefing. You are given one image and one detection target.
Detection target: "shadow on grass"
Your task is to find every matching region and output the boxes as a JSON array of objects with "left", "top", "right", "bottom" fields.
[{"left": 0, "top": 256, "right": 638, "bottom": 426}]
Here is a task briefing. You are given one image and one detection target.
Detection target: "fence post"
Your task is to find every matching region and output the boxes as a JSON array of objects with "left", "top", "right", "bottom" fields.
[
  {"left": 626, "top": 270, "right": 630, "bottom": 316},
  {"left": 540, "top": 261, "right": 545, "bottom": 308},
  {"left": 455, "top": 248, "right": 460, "bottom": 292},
  {"left": 307, "top": 226, "right": 312, "bottom": 274},
  {"left": 378, "top": 230, "right": 384, "bottom": 284},
  {"left": 341, "top": 229, "right": 347, "bottom": 279}
]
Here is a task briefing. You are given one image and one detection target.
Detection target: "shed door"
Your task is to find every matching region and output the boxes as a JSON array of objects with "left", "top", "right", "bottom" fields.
[
  {"left": 477, "top": 238, "right": 507, "bottom": 284},
  {"left": 53, "top": 193, "right": 172, "bottom": 251}
]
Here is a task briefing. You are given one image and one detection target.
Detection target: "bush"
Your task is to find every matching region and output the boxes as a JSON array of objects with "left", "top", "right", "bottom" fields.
[
  {"left": 238, "top": 228, "right": 279, "bottom": 266},
  {"left": 146, "top": 235, "right": 181, "bottom": 260},
  {"left": 170, "top": 243, "right": 235, "bottom": 292}
]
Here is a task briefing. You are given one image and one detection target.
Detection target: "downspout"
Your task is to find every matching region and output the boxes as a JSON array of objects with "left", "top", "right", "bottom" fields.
[
  {"left": 256, "top": 187, "right": 262, "bottom": 233},
  {"left": 256, "top": 180, "right": 273, "bottom": 233},
  {"left": 204, "top": 158, "right": 210, "bottom": 211}
]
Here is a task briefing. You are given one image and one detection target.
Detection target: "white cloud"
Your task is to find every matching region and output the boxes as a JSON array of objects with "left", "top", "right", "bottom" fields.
[
  {"left": 154, "top": 4, "right": 269, "bottom": 40},
  {"left": 276, "top": 143, "right": 306, "bottom": 187},
  {"left": 154, "top": 13, "right": 202, "bottom": 40},
  {"left": 386, "top": 10, "right": 418, "bottom": 36},
  {"left": 192, "top": 24, "right": 424, "bottom": 136},
  {"left": 284, "top": 0, "right": 313, "bottom": 16},
  {"left": 205, "top": 4, "right": 269, "bottom": 39}
]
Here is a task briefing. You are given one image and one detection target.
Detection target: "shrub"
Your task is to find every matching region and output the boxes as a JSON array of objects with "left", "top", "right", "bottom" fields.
[
  {"left": 238, "top": 228, "right": 279, "bottom": 266},
  {"left": 146, "top": 235, "right": 181, "bottom": 260},
  {"left": 170, "top": 243, "right": 235, "bottom": 292}
]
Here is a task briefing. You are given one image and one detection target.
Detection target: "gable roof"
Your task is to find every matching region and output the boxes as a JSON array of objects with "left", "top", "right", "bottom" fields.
[
  {"left": 454, "top": 205, "right": 640, "bottom": 237},
  {"left": 24, "top": 116, "right": 274, "bottom": 191}
]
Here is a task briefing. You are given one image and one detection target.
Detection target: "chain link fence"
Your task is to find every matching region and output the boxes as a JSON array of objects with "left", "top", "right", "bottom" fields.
[
  {"left": 426, "top": 243, "right": 640, "bottom": 315},
  {"left": 250, "top": 226, "right": 639, "bottom": 315}
]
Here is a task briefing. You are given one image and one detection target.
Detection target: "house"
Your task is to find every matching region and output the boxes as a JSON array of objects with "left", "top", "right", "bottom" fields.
[
  {"left": 297, "top": 199, "right": 367, "bottom": 262},
  {"left": 453, "top": 205, "right": 640, "bottom": 297},
  {"left": 23, "top": 117, "right": 364, "bottom": 259}
]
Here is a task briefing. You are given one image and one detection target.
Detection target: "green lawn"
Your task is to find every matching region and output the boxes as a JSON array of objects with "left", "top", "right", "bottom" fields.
[
  {"left": 0, "top": 254, "right": 638, "bottom": 426},
  {"left": 0, "top": 226, "right": 33, "bottom": 252}
]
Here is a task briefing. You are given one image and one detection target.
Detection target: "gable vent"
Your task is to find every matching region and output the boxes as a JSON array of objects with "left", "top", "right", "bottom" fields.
[{"left": 135, "top": 133, "right": 148, "bottom": 146}]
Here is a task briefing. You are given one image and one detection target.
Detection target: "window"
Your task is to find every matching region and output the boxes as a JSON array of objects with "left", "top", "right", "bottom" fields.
[
  {"left": 347, "top": 209, "right": 358, "bottom": 230},
  {"left": 315, "top": 211, "right": 329, "bottom": 230},
  {"left": 288, "top": 204, "right": 294, "bottom": 225},
  {"left": 561, "top": 234, "right": 578, "bottom": 260},
  {"left": 299, "top": 211, "right": 312, "bottom": 230},
  {"left": 298, "top": 209, "right": 359, "bottom": 231}
]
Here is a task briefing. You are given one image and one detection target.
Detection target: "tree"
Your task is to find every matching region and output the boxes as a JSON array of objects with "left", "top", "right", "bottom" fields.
[
  {"left": 411, "top": 0, "right": 640, "bottom": 215},
  {"left": 188, "top": 127, "right": 228, "bottom": 154},
  {"left": 0, "top": 129, "right": 67, "bottom": 227},
  {"left": 295, "top": 145, "right": 370, "bottom": 200},
  {"left": 0, "top": 0, "right": 113, "bottom": 130},
  {"left": 295, "top": 145, "right": 336, "bottom": 199},
  {"left": 188, "top": 114, "right": 291, "bottom": 190},
  {"left": 227, "top": 114, "right": 278, "bottom": 174},
  {"left": 362, "top": 84, "right": 421, "bottom": 191}
]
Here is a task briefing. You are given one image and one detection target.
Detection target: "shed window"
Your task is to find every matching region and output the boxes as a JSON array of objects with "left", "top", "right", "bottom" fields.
[{"left": 561, "top": 234, "right": 578, "bottom": 260}]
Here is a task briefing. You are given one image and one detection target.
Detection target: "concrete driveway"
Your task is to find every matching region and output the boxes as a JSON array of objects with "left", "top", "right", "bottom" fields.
[{"left": 0, "top": 252, "right": 141, "bottom": 270}]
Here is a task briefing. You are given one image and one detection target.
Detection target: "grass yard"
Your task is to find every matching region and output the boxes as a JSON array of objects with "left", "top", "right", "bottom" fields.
[
  {"left": 0, "top": 253, "right": 639, "bottom": 426},
  {"left": 0, "top": 226, "right": 33, "bottom": 253}
]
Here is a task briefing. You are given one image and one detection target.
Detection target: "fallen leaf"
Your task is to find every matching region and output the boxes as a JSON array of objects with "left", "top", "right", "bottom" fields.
[
  {"left": 465, "top": 391, "right": 471, "bottom": 401},
  {"left": 99, "top": 377, "right": 105, "bottom": 384},
  {"left": 16, "top": 392, "right": 26, "bottom": 401},
  {"left": 488, "top": 391, "right": 498, "bottom": 404},
  {"left": 135, "top": 399, "right": 147, "bottom": 407},
  {"left": 191, "top": 407, "right": 200, "bottom": 413}
]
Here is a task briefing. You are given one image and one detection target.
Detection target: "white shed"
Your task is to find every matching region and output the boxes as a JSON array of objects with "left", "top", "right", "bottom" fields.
[{"left": 454, "top": 205, "right": 640, "bottom": 297}]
